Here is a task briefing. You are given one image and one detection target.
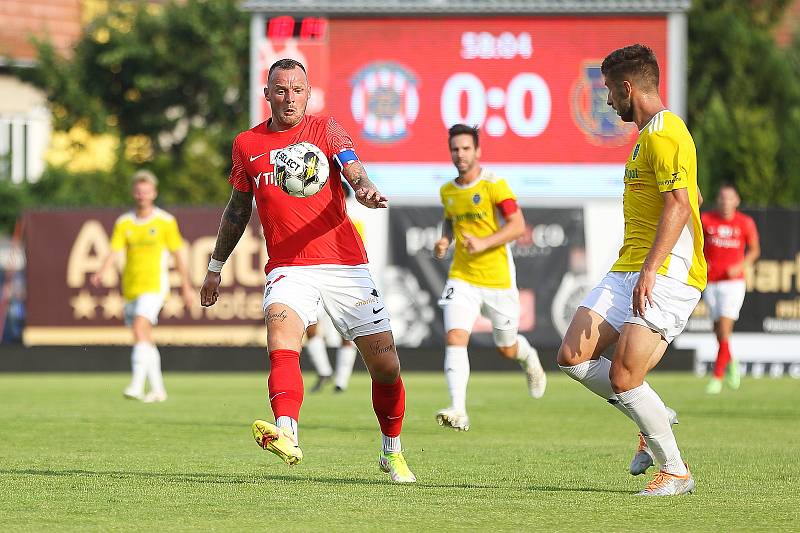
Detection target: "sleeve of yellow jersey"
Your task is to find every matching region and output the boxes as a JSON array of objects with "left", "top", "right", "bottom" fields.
[
  {"left": 439, "top": 185, "right": 451, "bottom": 220},
  {"left": 648, "top": 132, "right": 689, "bottom": 193},
  {"left": 489, "top": 178, "right": 516, "bottom": 205},
  {"left": 164, "top": 217, "right": 185, "bottom": 252},
  {"left": 109, "top": 219, "right": 127, "bottom": 252}
]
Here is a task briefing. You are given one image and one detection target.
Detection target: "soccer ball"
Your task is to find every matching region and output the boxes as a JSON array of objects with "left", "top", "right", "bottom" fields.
[{"left": 274, "top": 142, "right": 329, "bottom": 198}]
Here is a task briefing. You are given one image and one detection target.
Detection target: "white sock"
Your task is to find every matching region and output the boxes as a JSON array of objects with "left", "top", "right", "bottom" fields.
[
  {"left": 559, "top": 357, "right": 634, "bottom": 422},
  {"left": 444, "top": 345, "right": 469, "bottom": 412},
  {"left": 515, "top": 334, "right": 538, "bottom": 365},
  {"left": 382, "top": 433, "right": 401, "bottom": 454},
  {"left": 145, "top": 343, "right": 166, "bottom": 395},
  {"left": 305, "top": 336, "right": 333, "bottom": 377},
  {"left": 334, "top": 344, "right": 358, "bottom": 390},
  {"left": 276, "top": 416, "right": 298, "bottom": 442},
  {"left": 129, "top": 342, "right": 148, "bottom": 395},
  {"left": 616, "top": 383, "right": 687, "bottom": 475}
]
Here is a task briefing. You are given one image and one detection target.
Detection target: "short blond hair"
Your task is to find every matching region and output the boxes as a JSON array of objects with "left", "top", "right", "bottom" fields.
[{"left": 131, "top": 169, "right": 158, "bottom": 188}]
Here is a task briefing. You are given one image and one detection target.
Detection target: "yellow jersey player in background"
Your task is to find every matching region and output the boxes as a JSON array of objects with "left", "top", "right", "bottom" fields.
[
  {"left": 433, "top": 123, "right": 546, "bottom": 432},
  {"left": 556, "top": 44, "right": 706, "bottom": 496},
  {"left": 91, "top": 170, "right": 195, "bottom": 403}
]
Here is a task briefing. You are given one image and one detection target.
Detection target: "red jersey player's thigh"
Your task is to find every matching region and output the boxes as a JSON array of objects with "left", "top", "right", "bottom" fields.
[
  {"left": 556, "top": 306, "right": 619, "bottom": 367},
  {"left": 265, "top": 303, "right": 306, "bottom": 353},
  {"left": 353, "top": 330, "right": 400, "bottom": 384},
  {"left": 609, "top": 323, "right": 668, "bottom": 393}
]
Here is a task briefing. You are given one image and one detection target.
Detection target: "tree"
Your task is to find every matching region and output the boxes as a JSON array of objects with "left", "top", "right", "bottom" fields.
[
  {"left": 688, "top": 0, "right": 800, "bottom": 206},
  {"left": 17, "top": 0, "right": 250, "bottom": 207}
]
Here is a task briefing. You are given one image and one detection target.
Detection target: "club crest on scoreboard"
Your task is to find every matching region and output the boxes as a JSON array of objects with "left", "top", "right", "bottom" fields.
[
  {"left": 570, "top": 63, "right": 636, "bottom": 147},
  {"left": 350, "top": 62, "right": 419, "bottom": 143}
]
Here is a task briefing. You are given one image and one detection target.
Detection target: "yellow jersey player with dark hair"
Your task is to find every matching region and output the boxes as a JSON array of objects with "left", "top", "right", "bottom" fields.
[
  {"left": 557, "top": 44, "right": 706, "bottom": 496},
  {"left": 433, "top": 123, "right": 546, "bottom": 432}
]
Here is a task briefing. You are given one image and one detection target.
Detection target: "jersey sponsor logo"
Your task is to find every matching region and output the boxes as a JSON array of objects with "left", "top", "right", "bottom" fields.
[
  {"left": 570, "top": 64, "right": 635, "bottom": 147},
  {"left": 249, "top": 152, "right": 270, "bottom": 162},
  {"left": 624, "top": 168, "right": 639, "bottom": 182},
  {"left": 350, "top": 62, "right": 419, "bottom": 142}
]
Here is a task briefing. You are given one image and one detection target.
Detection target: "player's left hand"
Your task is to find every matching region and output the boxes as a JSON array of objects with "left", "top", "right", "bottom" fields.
[
  {"left": 200, "top": 272, "right": 221, "bottom": 307},
  {"left": 462, "top": 232, "right": 489, "bottom": 254},
  {"left": 355, "top": 187, "right": 388, "bottom": 209},
  {"left": 632, "top": 268, "right": 656, "bottom": 318},
  {"left": 181, "top": 284, "right": 195, "bottom": 311}
]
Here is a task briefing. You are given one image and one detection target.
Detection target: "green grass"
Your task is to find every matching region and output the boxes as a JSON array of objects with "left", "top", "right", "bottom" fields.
[{"left": 0, "top": 371, "right": 798, "bottom": 532}]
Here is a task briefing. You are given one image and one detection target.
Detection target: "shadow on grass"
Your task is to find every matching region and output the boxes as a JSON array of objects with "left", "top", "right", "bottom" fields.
[{"left": 0, "top": 468, "right": 633, "bottom": 494}]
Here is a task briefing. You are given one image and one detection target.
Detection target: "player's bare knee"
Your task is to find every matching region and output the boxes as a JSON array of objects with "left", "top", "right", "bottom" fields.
[
  {"left": 496, "top": 345, "right": 517, "bottom": 359},
  {"left": 609, "top": 364, "right": 641, "bottom": 393},
  {"left": 446, "top": 329, "right": 469, "bottom": 346},
  {"left": 557, "top": 339, "right": 583, "bottom": 367}
]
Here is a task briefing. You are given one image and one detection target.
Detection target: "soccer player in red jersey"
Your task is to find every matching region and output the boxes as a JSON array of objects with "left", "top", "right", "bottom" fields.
[
  {"left": 199, "top": 59, "right": 415, "bottom": 482},
  {"left": 701, "top": 183, "right": 760, "bottom": 394}
]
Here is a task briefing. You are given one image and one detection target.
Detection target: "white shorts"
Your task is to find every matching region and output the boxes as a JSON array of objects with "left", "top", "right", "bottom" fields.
[
  {"left": 263, "top": 264, "right": 391, "bottom": 341},
  {"left": 703, "top": 279, "right": 747, "bottom": 321},
  {"left": 124, "top": 292, "right": 165, "bottom": 326},
  {"left": 580, "top": 271, "right": 701, "bottom": 343},
  {"left": 438, "top": 278, "right": 520, "bottom": 338}
]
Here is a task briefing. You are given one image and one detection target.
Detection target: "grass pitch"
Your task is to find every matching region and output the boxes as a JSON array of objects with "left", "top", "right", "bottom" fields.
[{"left": 0, "top": 371, "right": 798, "bottom": 532}]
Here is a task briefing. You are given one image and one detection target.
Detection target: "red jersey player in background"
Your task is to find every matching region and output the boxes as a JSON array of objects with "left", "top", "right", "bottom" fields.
[
  {"left": 701, "top": 183, "right": 760, "bottom": 394},
  {"left": 200, "top": 59, "right": 415, "bottom": 483}
]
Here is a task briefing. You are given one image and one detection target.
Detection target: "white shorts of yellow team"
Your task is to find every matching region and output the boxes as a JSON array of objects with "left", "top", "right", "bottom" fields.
[
  {"left": 580, "top": 271, "right": 701, "bottom": 343},
  {"left": 263, "top": 264, "right": 391, "bottom": 341},
  {"left": 124, "top": 292, "right": 166, "bottom": 326},
  {"left": 703, "top": 279, "right": 747, "bottom": 321},
  {"left": 438, "top": 277, "right": 520, "bottom": 347}
]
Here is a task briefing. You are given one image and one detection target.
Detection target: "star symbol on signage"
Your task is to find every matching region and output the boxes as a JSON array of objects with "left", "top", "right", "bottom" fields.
[
  {"left": 161, "top": 291, "right": 185, "bottom": 319},
  {"left": 100, "top": 291, "right": 125, "bottom": 320},
  {"left": 71, "top": 290, "right": 97, "bottom": 320}
]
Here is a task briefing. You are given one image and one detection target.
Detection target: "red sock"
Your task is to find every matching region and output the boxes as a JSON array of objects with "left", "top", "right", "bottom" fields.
[
  {"left": 268, "top": 349, "right": 304, "bottom": 421},
  {"left": 372, "top": 376, "right": 405, "bottom": 437},
  {"left": 713, "top": 340, "right": 731, "bottom": 378}
]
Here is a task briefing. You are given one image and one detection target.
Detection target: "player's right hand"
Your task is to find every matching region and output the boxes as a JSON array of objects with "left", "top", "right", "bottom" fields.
[
  {"left": 200, "top": 271, "right": 221, "bottom": 307},
  {"left": 434, "top": 237, "right": 450, "bottom": 259}
]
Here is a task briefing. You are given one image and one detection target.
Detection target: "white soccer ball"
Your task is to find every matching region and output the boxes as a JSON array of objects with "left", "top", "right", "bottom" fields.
[{"left": 274, "top": 142, "right": 329, "bottom": 198}]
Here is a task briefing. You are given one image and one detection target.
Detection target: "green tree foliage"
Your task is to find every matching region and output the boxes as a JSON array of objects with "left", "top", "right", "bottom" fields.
[
  {"left": 17, "top": 0, "right": 249, "bottom": 208},
  {"left": 688, "top": 0, "right": 800, "bottom": 206}
]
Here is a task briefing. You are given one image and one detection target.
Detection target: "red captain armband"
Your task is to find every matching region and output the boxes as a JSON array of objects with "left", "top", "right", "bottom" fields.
[{"left": 497, "top": 198, "right": 519, "bottom": 218}]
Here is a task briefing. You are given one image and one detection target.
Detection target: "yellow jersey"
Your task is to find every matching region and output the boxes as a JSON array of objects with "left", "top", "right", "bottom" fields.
[
  {"left": 440, "top": 169, "right": 516, "bottom": 289},
  {"left": 109, "top": 208, "right": 185, "bottom": 300},
  {"left": 611, "top": 110, "right": 707, "bottom": 291}
]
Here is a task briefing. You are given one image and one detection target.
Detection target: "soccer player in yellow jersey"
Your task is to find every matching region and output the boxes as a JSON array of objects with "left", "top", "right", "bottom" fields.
[
  {"left": 433, "top": 124, "right": 546, "bottom": 431},
  {"left": 557, "top": 45, "right": 706, "bottom": 496},
  {"left": 91, "top": 170, "right": 194, "bottom": 403}
]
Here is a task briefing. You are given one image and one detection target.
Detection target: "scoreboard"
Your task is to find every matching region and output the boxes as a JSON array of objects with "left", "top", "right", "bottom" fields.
[{"left": 251, "top": 16, "right": 671, "bottom": 199}]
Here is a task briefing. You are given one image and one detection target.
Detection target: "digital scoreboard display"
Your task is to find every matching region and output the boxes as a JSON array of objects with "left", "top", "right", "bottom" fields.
[{"left": 256, "top": 17, "right": 669, "bottom": 198}]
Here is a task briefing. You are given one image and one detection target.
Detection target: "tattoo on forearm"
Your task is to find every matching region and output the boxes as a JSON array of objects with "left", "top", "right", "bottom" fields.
[
  {"left": 343, "top": 162, "right": 375, "bottom": 190},
  {"left": 212, "top": 189, "right": 253, "bottom": 262}
]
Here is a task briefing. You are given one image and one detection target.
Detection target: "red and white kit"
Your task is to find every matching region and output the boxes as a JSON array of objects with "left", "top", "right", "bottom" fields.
[
  {"left": 228, "top": 114, "right": 390, "bottom": 339},
  {"left": 701, "top": 210, "right": 758, "bottom": 320}
]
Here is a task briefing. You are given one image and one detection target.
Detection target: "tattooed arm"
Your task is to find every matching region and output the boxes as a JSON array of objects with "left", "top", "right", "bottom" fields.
[
  {"left": 341, "top": 161, "right": 388, "bottom": 209},
  {"left": 200, "top": 189, "right": 254, "bottom": 307}
]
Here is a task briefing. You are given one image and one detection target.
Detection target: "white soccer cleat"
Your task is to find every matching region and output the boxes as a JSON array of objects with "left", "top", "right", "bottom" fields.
[
  {"left": 435, "top": 407, "right": 470, "bottom": 431},
  {"left": 523, "top": 347, "right": 547, "bottom": 399},
  {"left": 637, "top": 464, "right": 695, "bottom": 496},
  {"left": 630, "top": 407, "right": 679, "bottom": 475},
  {"left": 143, "top": 391, "right": 168, "bottom": 403},
  {"left": 123, "top": 388, "right": 145, "bottom": 401}
]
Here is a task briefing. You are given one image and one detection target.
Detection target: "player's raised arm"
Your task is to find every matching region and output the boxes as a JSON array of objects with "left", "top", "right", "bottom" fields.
[
  {"left": 341, "top": 161, "right": 388, "bottom": 209},
  {"left": 200, "top": 189, "right": 253, "bottom": 307}
]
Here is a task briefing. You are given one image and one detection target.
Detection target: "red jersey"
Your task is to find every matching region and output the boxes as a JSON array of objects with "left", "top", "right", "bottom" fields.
[
  {"left": 228, "top": 115, "right": 367, "bottom": 273},
  {"left": 701, "top": 210, "right": 758, "bottom": 282}
]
